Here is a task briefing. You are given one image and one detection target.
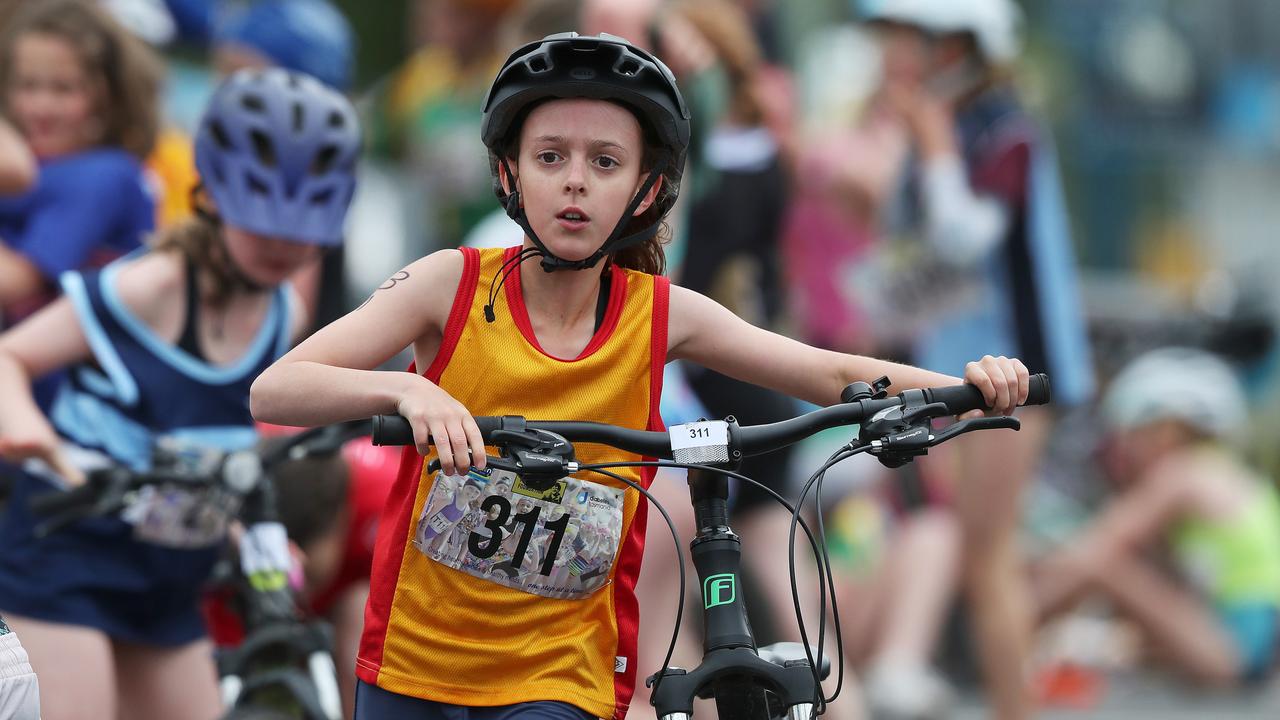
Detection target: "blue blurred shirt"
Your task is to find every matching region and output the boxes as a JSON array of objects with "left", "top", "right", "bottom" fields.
[{"left": 0, "top": 148, "right": 154, "bottom": 325}]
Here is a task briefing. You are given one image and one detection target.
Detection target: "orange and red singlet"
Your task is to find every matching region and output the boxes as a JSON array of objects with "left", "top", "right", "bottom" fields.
[{"left": 357, "top": 246, "right": 668, "bottom": 719}]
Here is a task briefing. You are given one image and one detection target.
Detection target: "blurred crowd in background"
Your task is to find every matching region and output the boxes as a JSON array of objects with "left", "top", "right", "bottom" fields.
[{"left": 5, "top": 0, "right": 1280, "bottom": 718}]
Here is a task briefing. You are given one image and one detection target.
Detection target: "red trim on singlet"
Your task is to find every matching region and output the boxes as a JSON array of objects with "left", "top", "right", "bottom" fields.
[
  {"left": 610, "top": 274, "right": 669, "bottom": 718},
  {"left": 423, "top": 247, "right": 480, "bottom": 380},
  {"left": 647, "top": 277, "right": 669, "bottom": 434},
  {"left": 358, "top": 436, "right": 424, "bottom": 682},
  {"left": 504, "top": 246, "right": 628, "bottom": 362},
  {"left": 357, "top": 249, "right": 481, "bottom": 683}
]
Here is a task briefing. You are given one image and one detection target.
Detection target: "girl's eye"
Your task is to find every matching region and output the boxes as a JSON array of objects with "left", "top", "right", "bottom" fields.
[
  {"left": 596, "top": 156, "right": 619, "bottom": 169},
  {"left": 537, "top": 151, "right": 560, "bottom": 164}
]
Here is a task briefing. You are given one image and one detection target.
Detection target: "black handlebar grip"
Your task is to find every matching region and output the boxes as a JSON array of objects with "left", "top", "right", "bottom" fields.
[
  {"left": 921, "top": 373, "right": 1051, "bottom": 414},
  {"left": 1026, "top": 373, "right": 1051, "bottom": 406},
  {"left": 371, "top": 415, "right": 414, "bottom": 446},
  {"left": 371, "top": 415, "right": 504, "bottom": 446},
  {"left": 29, "top": 483, "right": 98, "bottom": 516}
]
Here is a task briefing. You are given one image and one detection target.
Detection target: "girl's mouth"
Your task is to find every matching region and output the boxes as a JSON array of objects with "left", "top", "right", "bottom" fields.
[{"left": 556, "top": 207, "right": 591, "bottom": 231}]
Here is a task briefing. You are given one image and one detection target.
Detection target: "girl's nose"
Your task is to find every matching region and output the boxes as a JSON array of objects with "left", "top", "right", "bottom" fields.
[{"left": 564, "top": 159, "right": 587, "bottom": 194}]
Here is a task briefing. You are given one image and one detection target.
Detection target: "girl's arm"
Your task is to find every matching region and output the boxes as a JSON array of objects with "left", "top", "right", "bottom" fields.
[
  {"left": 251, "top": 249, "right": 486, "bottom": 475},
  {"left": 0, "top": 243, "right": 45, "bottom": 310},
  {"left": 0, "top": 297, "right": 94, "bottom": 482},
  {"left": 667, "top": 285, "right": 1028, "bottom": 413},
  {"left": 0, "top": 118, "right": 35, "bottom": 195}
]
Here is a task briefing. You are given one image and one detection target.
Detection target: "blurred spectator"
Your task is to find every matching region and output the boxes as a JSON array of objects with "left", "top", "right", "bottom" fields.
[
  {"left": 1035, "top": 348, "right": 1280, "bottom": 687},
  {"left": 782, "top": 99, "right": 907, "bottom": 354},
  {"left": 0, "top": 0, "right": 160, "bottom": 405},
  {"left": 364, "top": 0, "right": 518, "bottom": 250},
  {"left": 829, "top": 485, "right": 963, "bottom": 719},
  {"left": 213, "top": 0, "right": 355, "bottom": 91},
  {"left": 841, "top": 0, "right": 1094, "bottom": 717},
  {"left": 661, "top": 0, "right": 812, "bottom": 666}
]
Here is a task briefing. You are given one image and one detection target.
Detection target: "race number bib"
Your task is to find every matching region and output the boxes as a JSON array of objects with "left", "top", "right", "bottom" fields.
[
  {"left": 414, "top": 467, "right": 624, "bottom": 600},
  {"left": 122, "top": 484, "right": 238, "bottom": 549}
]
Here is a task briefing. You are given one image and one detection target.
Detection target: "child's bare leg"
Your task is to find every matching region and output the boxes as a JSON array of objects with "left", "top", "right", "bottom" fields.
[
  {"left": 3, "top": 614, "right": 114, "bottom": 720},
  {"left": 952, "top": 407, "right": 1051, "bottom": 720},
  {"left": 1088, "top": 552, "right": 1237, "bottom": 686},
  {"left": 114, "top": 637, "right": 221, "bottom": 720},
  {"left": 871, "top": 508, "right": 961, "bottom": 666}
]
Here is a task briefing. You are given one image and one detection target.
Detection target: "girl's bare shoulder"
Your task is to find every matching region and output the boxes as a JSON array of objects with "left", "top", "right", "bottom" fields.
[{"left": 112, "top": 251, "right": 184, "bottom": 318}]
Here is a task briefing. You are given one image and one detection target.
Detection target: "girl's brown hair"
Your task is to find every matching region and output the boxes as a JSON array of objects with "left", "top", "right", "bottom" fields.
[
  {"left": 667, "top": 0, "right": 764, "bottom": 126},
  {"left": 149, "top": 189, "right": 249, "bottom": 307},
  {"left": 0, "top": 0, "right": 162, "bottom": 158}
]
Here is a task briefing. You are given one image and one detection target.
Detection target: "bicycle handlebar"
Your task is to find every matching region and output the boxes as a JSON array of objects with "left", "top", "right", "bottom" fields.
[
  {"left": 29, "top": 480, "right": 100, "bottom": 516},
  {"left": 370, "top": 374, "right": 1051, "bottom": 456}
]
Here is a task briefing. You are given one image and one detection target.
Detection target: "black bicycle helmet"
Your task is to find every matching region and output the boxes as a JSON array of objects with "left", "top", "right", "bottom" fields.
[{"left": 480, "top": 32, "right": 691, "bottom": 272}]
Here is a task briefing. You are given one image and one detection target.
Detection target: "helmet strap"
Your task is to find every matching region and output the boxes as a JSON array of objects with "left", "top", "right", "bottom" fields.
[{"left": 496, "top": 156, "right": 668, "bottom": 274}]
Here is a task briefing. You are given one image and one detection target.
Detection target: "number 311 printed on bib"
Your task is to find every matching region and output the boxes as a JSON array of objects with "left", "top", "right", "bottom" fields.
[{"left": 414, "top": 467, "right": 624, "bottom": 600}]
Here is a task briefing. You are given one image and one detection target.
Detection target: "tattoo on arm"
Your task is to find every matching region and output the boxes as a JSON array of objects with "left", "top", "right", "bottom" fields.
[{"left": 357, "top": 270, "right": 411, "bottom": 309}]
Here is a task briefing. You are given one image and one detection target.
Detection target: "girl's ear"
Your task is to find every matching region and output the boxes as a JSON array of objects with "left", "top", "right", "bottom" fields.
[
  {"left": 498, "top": 158, "right": 520, "bottom": 196},
  {"left": 631, "top": 175, "right": 663, "bottom": 217}
]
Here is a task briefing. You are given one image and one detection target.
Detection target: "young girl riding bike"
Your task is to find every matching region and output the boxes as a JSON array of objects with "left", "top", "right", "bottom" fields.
[
  {"left": 250, "top": 33, "right": 1031, "bottom": 720},
  {"left": 0, "top": 68, "right": 360, "bottom": 720}
]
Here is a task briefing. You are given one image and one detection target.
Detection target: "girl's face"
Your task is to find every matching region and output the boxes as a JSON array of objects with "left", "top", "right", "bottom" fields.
[
  {"left": 6, "top": 33, "right": 100, "bottom": 159},
  {"left": 1099, "top": 419, "right": 1195, "bottom": 489},
  {"left": 876, "top": 23, "right": 931, "bottom": 89},
  {"left": 510, "top": 98, "right": 659, "bottom": 264},
  {"left": 223, "top": 226, "right": 323, "bottom": 288}
]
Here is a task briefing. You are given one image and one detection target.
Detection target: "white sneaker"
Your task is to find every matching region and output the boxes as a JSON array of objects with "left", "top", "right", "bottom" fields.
[{"left": 864, "top": 662, "right": 955, "bottom": 720}]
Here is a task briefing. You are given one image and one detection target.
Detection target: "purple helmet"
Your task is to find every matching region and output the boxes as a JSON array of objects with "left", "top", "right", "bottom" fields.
[{"left": 194, "top": 68, "right": 360, "bottom": 246}]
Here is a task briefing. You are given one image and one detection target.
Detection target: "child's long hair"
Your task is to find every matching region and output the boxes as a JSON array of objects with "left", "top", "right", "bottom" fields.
[
  {"left": 667, "top": 0, "right": 764, "bottom": 127},
  {"left": 0, "top": 0, "right": 162, "bottom": 158},
  {"left": 149, "top": 188, "right": 250, "bottom": 307}
]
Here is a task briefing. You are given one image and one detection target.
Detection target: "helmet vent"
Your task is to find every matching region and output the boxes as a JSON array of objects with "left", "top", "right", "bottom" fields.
[
  {"left": 292, "top": 102, "right": 305, "bottom": 133},
  {"left": 249, "top": 130, "right": 277, "bottom": 167},
  {"left": 309, "top": 187, "right": 335, "bottom": 206},
  {"left": 617, "top": 59, "right": 641, "bottom": 76},
  {"left": 241, "top": 94, "right": 266, "bottom": 113},
  {"left": 328, "top": 110, "right": 346, "bottom": 129},
  {"left": 209, "top": 121, "right": 232, "bottom": 150},
  {"left": 247, "top": 173, "right": 270, "bottom": 196},
  {"left": 310, "top": 145, "right": 338, "bottom": 176},
  {"left": 528, "top": 56, "right": 550, "bottom": 73}
]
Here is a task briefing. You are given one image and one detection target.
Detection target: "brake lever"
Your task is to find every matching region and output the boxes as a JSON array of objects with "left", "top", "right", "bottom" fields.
[
  {"left": 427, "top": 454, "right": 522, "bottom": 476},
  {"left": 930, "top": 415, "right": 1021, "bottom": 445},
  {"left": 426, "top": 451, "right": 577, "bottom": 487},
  {"left": 34, "top": 507, "right": 94, "bottom": 539},
  {"left": 900, "top": 401, "right": 951, "bottom": 425}
]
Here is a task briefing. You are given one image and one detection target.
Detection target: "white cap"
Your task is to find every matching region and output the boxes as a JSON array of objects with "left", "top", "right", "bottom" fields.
[
  {"left": 1101, "top": 347, "right": 1248, "bottom": 439},
  {"left": 860, "top": 0, "right": 1024, "bottom": 64}
]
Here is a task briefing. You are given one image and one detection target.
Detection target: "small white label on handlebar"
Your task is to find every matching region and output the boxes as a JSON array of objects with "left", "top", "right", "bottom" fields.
[{"left": 669, "top": 421, "right": 730, "bottom": 451}]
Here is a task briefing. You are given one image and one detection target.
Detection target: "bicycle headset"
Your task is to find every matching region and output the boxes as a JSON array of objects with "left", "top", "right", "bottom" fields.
[{"left": 479, "top": 32, "right": 692, "bottom": 273}]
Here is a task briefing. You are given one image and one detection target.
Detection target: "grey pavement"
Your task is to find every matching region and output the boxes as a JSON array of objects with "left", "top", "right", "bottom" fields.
[{"left": 954, "top": 672, "right": 1280, "bottom": 720}]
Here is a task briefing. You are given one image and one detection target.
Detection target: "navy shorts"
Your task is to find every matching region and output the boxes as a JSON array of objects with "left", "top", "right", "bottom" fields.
[
  {"left": 0, "top": 467, "right": 219, "bottom": 646},
  {"left": 354, "top": 681, "right": 596, "bottom": 720}
]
